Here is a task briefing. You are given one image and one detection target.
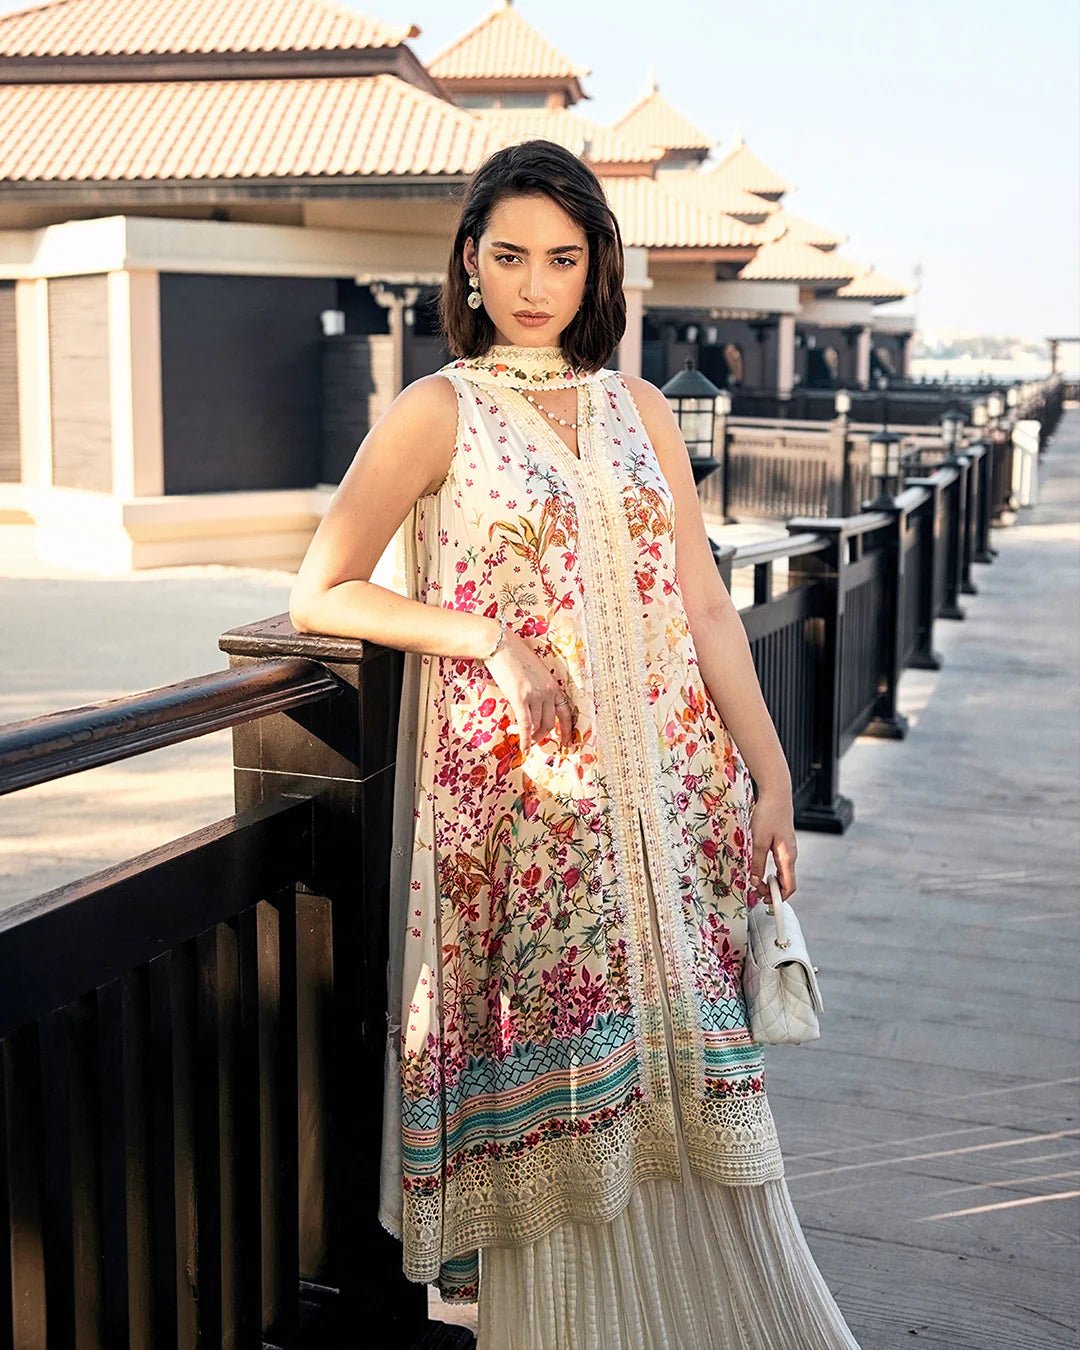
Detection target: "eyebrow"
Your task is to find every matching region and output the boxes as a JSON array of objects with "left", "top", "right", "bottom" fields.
[{"left": 489, "top": 241, "right": 585, "bottom": 255}]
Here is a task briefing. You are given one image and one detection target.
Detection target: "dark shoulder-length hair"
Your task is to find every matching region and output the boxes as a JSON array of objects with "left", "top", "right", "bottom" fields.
[{"left": 438, "top": 139, "right": 626, "bottom": 373}]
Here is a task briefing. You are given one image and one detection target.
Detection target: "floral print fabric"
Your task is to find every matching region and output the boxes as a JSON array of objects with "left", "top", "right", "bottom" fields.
[{"left": 378, "top": 346, "right": 783, "bottom": 1304}]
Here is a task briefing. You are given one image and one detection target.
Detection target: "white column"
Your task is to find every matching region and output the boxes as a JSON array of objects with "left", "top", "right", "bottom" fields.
[
  {"left": 109, "top": 269, "right": 165, "bottom": 498},
  {"left": 856, "top": 325, "right": 872, "bottom": 388},
  {"left": 15, "top": 278, "right": 53, "bottom": 490},
  {"left": 616, "top": 246, "right": 652, "bottom": 378},
  {"left": 776, "top": 313, "right": 796, "bottom": 397}
]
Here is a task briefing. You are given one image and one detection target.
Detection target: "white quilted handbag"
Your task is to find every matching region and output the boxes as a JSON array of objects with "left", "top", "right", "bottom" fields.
[{"left": 741, "top": 871, "right": 824, "bottom": 1045}]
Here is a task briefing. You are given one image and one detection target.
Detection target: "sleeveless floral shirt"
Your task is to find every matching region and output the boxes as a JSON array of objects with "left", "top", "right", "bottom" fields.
[{"left": 379, "top": 343, "right": 783, "bottom": 1303}]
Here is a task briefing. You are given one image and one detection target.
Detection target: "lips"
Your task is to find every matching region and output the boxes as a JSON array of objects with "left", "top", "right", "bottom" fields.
[{"left": 515, "top": 311, "right": 551, "bottom": 318}]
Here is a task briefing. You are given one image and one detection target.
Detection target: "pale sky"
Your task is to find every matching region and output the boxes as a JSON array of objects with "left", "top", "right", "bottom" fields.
[{"left": 2, "top": 0, "right": 1077, "bottom": 341}]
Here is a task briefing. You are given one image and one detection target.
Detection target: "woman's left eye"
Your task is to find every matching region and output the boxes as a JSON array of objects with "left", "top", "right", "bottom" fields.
[{"left": 494, "top": 255, "right": 576, "bottom": 267}]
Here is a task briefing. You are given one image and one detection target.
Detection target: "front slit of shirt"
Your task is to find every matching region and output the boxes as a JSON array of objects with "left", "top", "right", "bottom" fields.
[{"left": 636, "top": 805, "right": 694, "bottom": 1190}]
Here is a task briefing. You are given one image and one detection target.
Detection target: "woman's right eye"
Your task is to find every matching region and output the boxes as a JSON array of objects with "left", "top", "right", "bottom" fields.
[{"left": 494, "top": 254, "right": 518, "bottom": 264}]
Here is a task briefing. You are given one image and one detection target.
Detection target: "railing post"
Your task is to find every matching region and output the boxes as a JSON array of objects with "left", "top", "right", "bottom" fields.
[
  {"left": 861, "top": 502, "right": 910, "bottom": 741},
  {"left": 955, "top": 449, "right": 979, "bottom": 596},
  {"left": 898, "top": 486, "right": 944, "bottom": 670},
  {"left": 973, "top": 437, "right": 997, "bottom": 563},
  {"left": 824, "top": 421, "right": 850, "bottom": 517},
  {"left": 783, "top": 520, "right": 854, "bottom": 833},
  {"left": 217, "top": 619, "right": 460, "bottom": 1349},
  {"left": 718, "top": 414, "right": 735, "bottom": 524},
  {"left": 840, "top": 421, "right": 855, "bottom": 517},
  {"left": 939, "top": 467, "right": 966, "bottom": 621}
]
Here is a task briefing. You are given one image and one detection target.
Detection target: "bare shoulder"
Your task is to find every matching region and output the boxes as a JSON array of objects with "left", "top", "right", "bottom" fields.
[
  {"left": 386, "top": 370, "right": 459, "bottom": 430},
  {"left": 377, "top": 371, "right": 459, "bottom": 495},
  {"left": 614, "top": 373, "right": 682, "bottom": 442}
]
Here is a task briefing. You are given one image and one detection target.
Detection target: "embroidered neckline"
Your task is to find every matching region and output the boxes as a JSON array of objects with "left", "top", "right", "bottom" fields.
[{"left": 442, "top": 343, "right": 606, "bottom": 389}]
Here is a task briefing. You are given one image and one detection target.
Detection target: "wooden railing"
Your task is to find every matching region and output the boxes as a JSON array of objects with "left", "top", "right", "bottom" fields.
[
  {"left": 0, "top": 451, "right": 1002, "bottom": 1348},
  {"left": 699, "top": 413, "right": 1002, "bottom": 532},
  {"left": 707, "top": 452, "right": 981, "bottom": 829},
  {"left": 727, "top": 373, "right": 1064, "bottom": 437},
  {"left": 0, "top": 652, "right": 469, "bottom": 1350}
]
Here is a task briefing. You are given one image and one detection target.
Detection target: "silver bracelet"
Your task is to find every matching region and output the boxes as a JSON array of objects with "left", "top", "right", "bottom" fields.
[{"left": 482, "top": 616, "right": 507, "bottom": 661}]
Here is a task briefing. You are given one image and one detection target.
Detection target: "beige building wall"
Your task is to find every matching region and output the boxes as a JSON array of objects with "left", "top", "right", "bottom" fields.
[{"left": 0, "top": 220, "right": 666, "bottom": 573}]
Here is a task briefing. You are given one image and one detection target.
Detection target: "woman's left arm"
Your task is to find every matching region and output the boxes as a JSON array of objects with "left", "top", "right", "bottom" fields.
[{"left": 623, "top": 376, "right": 798, "bottom": 900}]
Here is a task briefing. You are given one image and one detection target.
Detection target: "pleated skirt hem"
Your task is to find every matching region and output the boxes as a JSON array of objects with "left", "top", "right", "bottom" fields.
[{"left": 475, "top": 1167, "right": 861, "bottom": 1350}]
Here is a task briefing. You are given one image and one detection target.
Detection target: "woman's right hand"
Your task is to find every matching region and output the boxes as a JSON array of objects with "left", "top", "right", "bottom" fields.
[{"left": 485, "top": 627, "right": 574, "bottom": 754}]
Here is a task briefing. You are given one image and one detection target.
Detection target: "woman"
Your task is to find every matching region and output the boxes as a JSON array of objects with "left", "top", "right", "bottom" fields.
[{"left": 290, "top": 139, "right": 860, "bottom": 1350}]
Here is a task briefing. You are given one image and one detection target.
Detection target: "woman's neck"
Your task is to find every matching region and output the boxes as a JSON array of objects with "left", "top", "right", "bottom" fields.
[{"left": 446, "top": 343, "right": 601, "bottom": 389}]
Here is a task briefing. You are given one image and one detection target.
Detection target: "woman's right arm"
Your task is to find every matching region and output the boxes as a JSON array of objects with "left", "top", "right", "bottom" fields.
[
  {"left": 289, "top": 374, "right": 572, "bottom": 751},
  {"left": 288, "top": 374, "right": 497, "bottom": 659}
]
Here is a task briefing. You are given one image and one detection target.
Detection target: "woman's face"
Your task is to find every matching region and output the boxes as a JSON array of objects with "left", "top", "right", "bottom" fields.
[{"left": 463, "top": 193, "right": 590, "bottom": 347}]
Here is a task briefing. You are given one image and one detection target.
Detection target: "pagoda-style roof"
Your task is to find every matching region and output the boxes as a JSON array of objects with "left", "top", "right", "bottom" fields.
[
  {"left": 600, "top": 175, "right": 757, "bottom": 251},
  {"left": 654, "top": 167, "right": 780, "bottom": 223},
  {"left": 472, "top": 108, "right": 660, "bottom": 168},
  {"left": 758, "top": 208, "right": 847, "bottom": 249},
  {"left": 835, "top": 265, "right": 911, "bottom": 302},
  {"left": 426, "top": 0, "right": 589, "bottom": 102},
  {"left": 703, "top": 137, "right": 791, "bottom": 199},
  {"left": 0, "top": 0, "right": 441, "bottom": 94},
  {"left": 738, "top": 228, "right": 860, "bottom": 283},
  {"left": 610, "top": 78, "right": 714, "bottom": 158},
  {"left": 0, "top": 0, "right": 417, "bottom": 57},
  {"left": 0, "top": 72, "right": 497, "bottom": 191}
]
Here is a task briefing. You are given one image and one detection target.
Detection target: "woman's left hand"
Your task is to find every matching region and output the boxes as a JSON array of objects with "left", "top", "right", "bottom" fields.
[{"left": 748, "top": 785, "right": 798, "bottom": 902}]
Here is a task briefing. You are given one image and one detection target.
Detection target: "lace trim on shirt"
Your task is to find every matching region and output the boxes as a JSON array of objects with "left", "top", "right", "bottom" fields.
[{"left": 397, "top": 1091, "right": 783, "bottom": 1296}]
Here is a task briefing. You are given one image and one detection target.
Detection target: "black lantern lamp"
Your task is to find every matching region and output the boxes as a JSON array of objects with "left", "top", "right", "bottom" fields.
[
  {"left": 940, "top": 410, "right": 966, "bottom": 453},
  {"left": 867, "top": 428, "right": 903, "bottom": 507},
  {"left": 661, "top": 359, "right": 723, "bottom": 483}
]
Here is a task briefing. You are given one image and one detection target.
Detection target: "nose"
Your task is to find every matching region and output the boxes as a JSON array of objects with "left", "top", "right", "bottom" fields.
[{"left": 520, "top": 265, "right": 548, "bottom": 304}]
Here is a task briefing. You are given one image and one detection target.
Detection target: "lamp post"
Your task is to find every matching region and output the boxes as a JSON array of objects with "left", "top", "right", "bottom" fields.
[
  {"left": 867, "top": 428, "right": 903, "bottom": 508},
  {"left": 834, "top": 388, "right": 851, "bottom": 422},
  {"left": 941, "top": 410, "right": 966, "bottom": 457},
  {"left": 714, "top": 387, "right": 734, "bottom": 521},
  {"left": 661, "top": 358, "right": 723, "bottom": 486}
]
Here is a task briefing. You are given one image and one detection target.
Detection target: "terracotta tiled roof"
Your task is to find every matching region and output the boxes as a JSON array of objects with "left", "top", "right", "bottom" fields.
[
  {"left": 654, "top": 167, "right": 780, "bottom": 222},
  {"left": 738, "top": 229, "right": 860, "bottom": 283},
  {"left": 472, "top": 108, "right": 660, "bottom": 166},
  {"left": 0, "top": 74, "right": 496, "bottom": 182},
  {"left": 759, "top": 208, "right": 847, "bottom": 249},
  {"left": 703, "top": 137, "right": 791, "bottom": 198},
  {"left": 427, "top": 0, "right": 588, "bottom": 81},
  {"left": 0, "top": 0, "right": 417, "bottom": 57},
  {"left": 610, "top": 82, "right": 713, "bottom": 153},
  {"left": 599, "top": 175, "right": 757, "bottom": 250},
  {"left": 835, "top": 266, "right": 911, "bottom": 301}
]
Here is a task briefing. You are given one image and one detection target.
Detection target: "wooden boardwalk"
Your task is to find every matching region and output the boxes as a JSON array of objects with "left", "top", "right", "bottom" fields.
[
  {"left": 433, "top": 408, "right": 1080, "bottom": 1346},
  {"left": 766, "top": 407, "right": 1080, "bottom": 1348}
]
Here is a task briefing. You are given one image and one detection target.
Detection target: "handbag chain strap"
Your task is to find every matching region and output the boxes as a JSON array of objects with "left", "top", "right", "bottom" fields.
[{"left": 764, "top": 872, "right": 791, "bottom": 949}]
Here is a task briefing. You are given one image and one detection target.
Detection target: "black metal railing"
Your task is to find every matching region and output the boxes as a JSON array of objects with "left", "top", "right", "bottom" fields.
[
  {"left": 0, "top": 448, "right": 1002, "bottom": 1348},
  {"left": 726, "top": 372, "right": 1064, "bottom": 438},
  {"left": 697, "top": 409, "right": 1010, "bottom": 530}
]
